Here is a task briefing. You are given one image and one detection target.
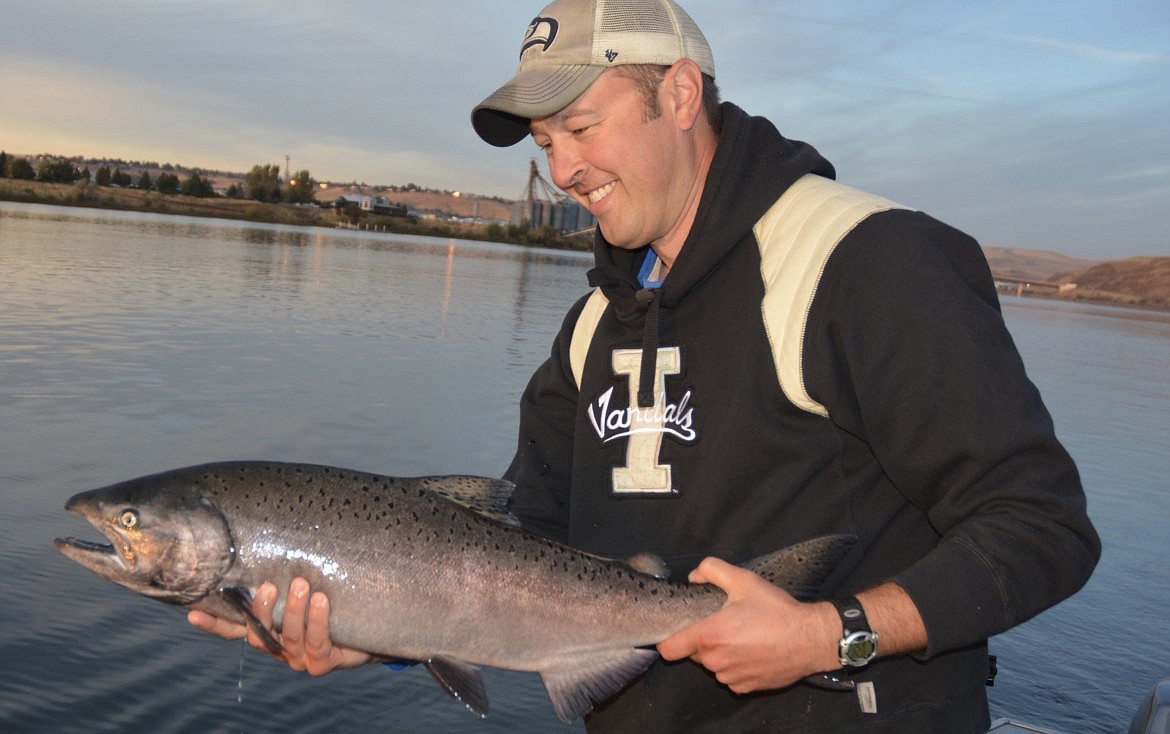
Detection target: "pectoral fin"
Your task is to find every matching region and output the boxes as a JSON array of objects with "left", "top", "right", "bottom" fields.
[
  {"left": 540, "top": 648, "right": 659, "bottom": 723},
  {"left": 219, "top": 586, "right": 284, "bottom": 655},
  {"left": 425, "top": 657, "right": 490, "bottom": 718}
]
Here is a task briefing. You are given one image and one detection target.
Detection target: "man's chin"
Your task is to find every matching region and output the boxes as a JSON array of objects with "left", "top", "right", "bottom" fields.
[{"left": 595, "top": 224, "right": 640, "bottom": 251}]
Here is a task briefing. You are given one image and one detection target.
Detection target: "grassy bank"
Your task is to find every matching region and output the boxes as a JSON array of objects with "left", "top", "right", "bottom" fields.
[
  {"left": 0, "top": 178, "right": 592, "bottom": 251},
  {"left": 6, "top": 177, "right": 1164, "bottom": 309}
]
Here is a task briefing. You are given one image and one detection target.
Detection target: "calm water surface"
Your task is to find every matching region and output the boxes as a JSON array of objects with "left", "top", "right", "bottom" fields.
[{"left": 1, "top": 202, "right": 1167, "bottom": 733}]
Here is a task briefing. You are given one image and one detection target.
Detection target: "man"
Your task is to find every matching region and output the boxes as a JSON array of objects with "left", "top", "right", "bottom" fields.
[{"left": 191, "top": 1, "right": 1100, "bottom": 731}]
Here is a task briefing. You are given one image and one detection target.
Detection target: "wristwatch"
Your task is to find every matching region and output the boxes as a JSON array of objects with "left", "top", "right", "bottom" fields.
[{"left": 833, "top": 596, "right": 879, "bottom": 668}]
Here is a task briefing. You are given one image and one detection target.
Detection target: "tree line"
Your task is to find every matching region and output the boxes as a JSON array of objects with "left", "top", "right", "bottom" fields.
[{"left": 0, "top": 152, "right": 316, "bottom": 205}]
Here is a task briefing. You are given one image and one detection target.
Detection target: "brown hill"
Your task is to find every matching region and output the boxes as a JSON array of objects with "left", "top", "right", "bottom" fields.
[
  {"left": 981, "top": 247, "right": 1170, "bottom": 309},
  {"left": 982, "top": 247, "right": 1100, "bottom": 282},
  {"left": 314, "top": 184, "right": 512, "bottom": 221},
  {"left": 1054, "top": 257, "right": 1170, "bottom": 309}
]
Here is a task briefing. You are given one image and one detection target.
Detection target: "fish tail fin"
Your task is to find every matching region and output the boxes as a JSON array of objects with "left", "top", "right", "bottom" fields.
[{"left": 540, "top": 648, "right": 658, "bottom": 723}]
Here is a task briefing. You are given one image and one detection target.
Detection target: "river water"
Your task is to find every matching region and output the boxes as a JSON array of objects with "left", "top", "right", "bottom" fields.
[{"left": 0, "top": 201, "right": 1166, "bottom": 733}]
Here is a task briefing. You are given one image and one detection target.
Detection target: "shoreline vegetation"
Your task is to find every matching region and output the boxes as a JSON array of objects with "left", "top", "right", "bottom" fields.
[
  {"left": 0, "top": 177, "right": 593, "bottom": 253},
  {"left": 3, "top": 176, "right": 1167, "bottom": 311}
]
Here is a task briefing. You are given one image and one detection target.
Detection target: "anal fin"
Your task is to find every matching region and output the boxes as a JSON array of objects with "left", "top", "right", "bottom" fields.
[
  {"left": 425, "top": 656, "right": 490, "bottom": 718},
  {"left": 540, "top": 647, "right": 658, "bottom": 723}
]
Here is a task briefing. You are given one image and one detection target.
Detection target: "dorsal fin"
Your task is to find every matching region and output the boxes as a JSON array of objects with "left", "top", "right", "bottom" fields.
[{"left": 421, "top": 476, "right": 521, "bottom": 527}]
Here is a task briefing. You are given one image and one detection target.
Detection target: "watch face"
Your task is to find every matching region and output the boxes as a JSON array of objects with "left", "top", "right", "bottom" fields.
[
  {"left": 848, "top": 637, "right": 876, "bottom": 661},
  {"left": 841, "top": 630, "right": 878, "bottom": 666}
]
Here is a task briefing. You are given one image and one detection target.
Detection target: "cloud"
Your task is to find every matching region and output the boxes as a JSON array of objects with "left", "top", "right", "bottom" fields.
[
  {"left": 2, "top": 0, "right": 1166, "bottom": 258},
  {"left": 1001, "top": 34, "right": 1165, "bottom": 65}
]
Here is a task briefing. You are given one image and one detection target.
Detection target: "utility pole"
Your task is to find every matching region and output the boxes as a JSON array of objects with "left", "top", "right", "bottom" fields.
[{"left": 284, "top": 154, "right": 291, "bottom": 182}]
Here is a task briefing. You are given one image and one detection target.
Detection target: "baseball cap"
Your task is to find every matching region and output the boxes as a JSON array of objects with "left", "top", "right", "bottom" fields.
[{"left": 471, "top": 0, "right": 715, "bottom": 147}]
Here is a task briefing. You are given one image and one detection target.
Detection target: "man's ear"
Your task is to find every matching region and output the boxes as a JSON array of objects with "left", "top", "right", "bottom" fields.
[{"left": 665, "top": 58, "right": 705, "bottom": 132}]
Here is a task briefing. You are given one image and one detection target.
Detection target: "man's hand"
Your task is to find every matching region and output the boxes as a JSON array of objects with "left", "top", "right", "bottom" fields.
[
  {"left": 656, "top": 557, "right": 841, "bottom": 693},
  {"left": 187, "top": 578, "right": 374, "bottom": 675}
]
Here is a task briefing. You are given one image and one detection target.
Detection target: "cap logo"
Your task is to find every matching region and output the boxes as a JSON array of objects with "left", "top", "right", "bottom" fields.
[
  {"left": 605, "top": 49, "right": 618, "bottom": 63},
  {"left": 521, "top": 16, "right": 558, "bottom": 58}
]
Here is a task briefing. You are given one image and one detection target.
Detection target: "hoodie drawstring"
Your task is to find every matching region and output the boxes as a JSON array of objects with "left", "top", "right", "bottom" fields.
[
  {"left": 635, "top": 287, "right": 660, "bottom": 408},
  {"left": 587, "top": 265, "right": 662, "bottom": 410}
]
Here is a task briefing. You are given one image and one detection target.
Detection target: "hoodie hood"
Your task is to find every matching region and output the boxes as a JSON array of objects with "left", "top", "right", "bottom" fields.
[
  {"left": 583, "top": 102, "right": 834, "bottom": 408},
  {"left": 587, "top": 102, "right": 835, "bottom": 318}
]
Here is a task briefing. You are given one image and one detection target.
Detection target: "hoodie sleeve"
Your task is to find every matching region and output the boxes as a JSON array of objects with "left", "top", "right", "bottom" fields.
[
  {"left": 804, "top": 209, "right": 1100, "bottom": 657},
  {"left": 502, "top": 292, "right": 593, "bottom": 545}
]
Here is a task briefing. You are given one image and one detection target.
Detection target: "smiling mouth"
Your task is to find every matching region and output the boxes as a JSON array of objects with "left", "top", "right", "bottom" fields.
[{"left": 587, "top": 181, "right": 616, "bottom": 205}]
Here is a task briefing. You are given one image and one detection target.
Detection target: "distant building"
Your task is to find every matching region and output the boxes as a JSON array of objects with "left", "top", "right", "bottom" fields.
[
  {"left": 333, "top": 195, "right": 408, "bottom": 217},
  {"left": 512, "top": 159, "right": 596, "bottom": 233},
  {"left": 511, "top": 199, "right": 596, "bottom": 232}
]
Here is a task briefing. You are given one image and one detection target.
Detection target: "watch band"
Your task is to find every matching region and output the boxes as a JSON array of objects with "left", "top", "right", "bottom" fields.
[{"left": 833, "top": 595, "right": 879, "bottom": 668}]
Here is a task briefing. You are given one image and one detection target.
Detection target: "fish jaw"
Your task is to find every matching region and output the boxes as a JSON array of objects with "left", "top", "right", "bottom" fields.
[{"left": 54, "top": 475, "right": 236, "bottom": 606}]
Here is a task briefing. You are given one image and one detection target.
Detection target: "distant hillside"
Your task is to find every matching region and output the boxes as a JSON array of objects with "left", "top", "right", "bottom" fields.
[
  {"left": 314, "top": 184, "right": 512, "bottom": 222},
  {"left": 982, "top": 247, "right": 1170, "bottom": 309},
  {"left": 982, "top": 247, "right": 1100, "bottom": 281},
  {"left": 1055, "top": 257, "right": 1170, "bottom": 309}
]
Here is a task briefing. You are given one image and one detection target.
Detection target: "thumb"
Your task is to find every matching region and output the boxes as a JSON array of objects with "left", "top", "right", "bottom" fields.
[{"left": 689, "top": 556, "right": 753, "bottom": 595}]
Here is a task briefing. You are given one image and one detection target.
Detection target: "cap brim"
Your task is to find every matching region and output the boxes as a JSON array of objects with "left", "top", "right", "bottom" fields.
[{"left": 471, "top": 65, "right": 605, "bottom": 147}]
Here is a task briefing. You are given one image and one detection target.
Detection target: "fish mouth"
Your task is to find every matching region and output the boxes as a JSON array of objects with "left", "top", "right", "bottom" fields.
[
  {"left": 55, "top": 536, "right": 115, "bottom": 553},
  {"left": 54, "top": 535, "right": 129, "bottom": 571},
  {"left": 55, "top": 498, "right": 134, "bottom": 572}
]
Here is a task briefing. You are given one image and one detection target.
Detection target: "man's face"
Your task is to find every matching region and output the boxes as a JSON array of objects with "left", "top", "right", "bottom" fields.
[{"left": 530, "top": 69, "right": 694, "bottom": 252}]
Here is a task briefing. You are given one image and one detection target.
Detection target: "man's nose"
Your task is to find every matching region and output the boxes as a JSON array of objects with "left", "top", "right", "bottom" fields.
[{"left": 547, "top": 143, "right": 585, "bottom": 192}]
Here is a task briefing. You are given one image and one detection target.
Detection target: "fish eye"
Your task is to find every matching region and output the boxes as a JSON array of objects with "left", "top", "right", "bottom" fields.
[{"left": 119, "top": 510, "right": 139, "bottom": 529}]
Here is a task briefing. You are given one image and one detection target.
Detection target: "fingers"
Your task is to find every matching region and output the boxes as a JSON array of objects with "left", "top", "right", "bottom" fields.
[
  {"left": 250, "top": 579, "right": 344, "bottom": 675},
  {"left": 303, "top": 592, "right": 331, "bottom": 657},
  {"left": 660, "top": 556, "right": 817, "bottom": 693},
  {"left": 266, "top": 579, "right": 310, "bottom": 670},
  {"left": 187, "top": 609, "right": 247, "bottom": 640},
  {"left": 191, "top": 578, "right": 372, "bottom": 675},
  {"left": 656, "top": 624, "right": 700, "bottom": 662},
  {"left": 658, "top": 558, "right": 738, "bottom": 663}
]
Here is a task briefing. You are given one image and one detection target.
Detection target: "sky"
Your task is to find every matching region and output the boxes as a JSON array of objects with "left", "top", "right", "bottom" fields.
[{"left": 2, "top": 0, "right": 1167, "bottom": 260}]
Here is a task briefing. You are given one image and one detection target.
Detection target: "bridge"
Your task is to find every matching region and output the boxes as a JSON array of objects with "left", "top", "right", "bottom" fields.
[{"left": 992, "top": 274, "right": 1077, "bottom": 298}]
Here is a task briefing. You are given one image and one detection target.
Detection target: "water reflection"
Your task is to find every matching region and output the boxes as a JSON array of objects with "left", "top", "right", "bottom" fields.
[
  {"left": 9, "top": 201, "right": 1162, "bottom": 732},
  {"left": 2, "top": 205, "right": 600, "bottom": 733}
]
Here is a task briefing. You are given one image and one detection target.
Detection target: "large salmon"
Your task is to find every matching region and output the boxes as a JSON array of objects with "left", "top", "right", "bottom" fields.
[{"left": 55, "top": 461, "right": 853, "bottom": 721}]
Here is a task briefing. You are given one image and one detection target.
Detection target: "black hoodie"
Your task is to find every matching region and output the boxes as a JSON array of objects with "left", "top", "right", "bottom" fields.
[{"left": 505, "top": 103, "right": 1099, "bottom": 732}]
